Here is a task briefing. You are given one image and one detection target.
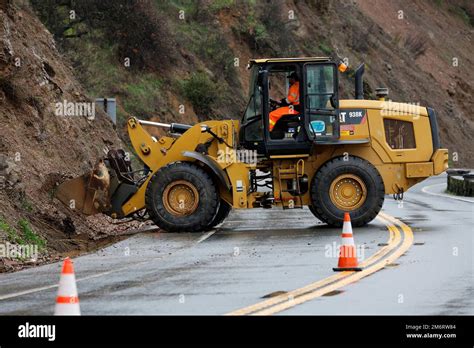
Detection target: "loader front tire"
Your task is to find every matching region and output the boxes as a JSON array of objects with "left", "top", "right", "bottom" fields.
[
  {"left": 310, "top": 156, "right": 385, "bottom": 227},
  {"left": 145, "top": 162, "right": 219, "bottom": 232},
  {"left": 207, "top": 200, "right": 232, "bottom": 228},
  {"left": 308, "top": 205, "right": 324, "bottom": 223}
]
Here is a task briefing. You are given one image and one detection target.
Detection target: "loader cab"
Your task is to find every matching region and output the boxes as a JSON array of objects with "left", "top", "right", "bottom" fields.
[{"left": 239, "top": 57, "right": 340, "bottom": 156}]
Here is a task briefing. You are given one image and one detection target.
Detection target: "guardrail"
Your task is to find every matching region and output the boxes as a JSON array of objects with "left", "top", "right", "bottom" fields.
[{"left": 446, "top": 169, "right": 474, "bottom": 197}]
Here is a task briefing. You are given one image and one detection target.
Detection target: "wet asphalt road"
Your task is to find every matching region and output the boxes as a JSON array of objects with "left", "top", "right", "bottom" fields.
[{"left": 0, "top": 174, "right": 472, "bottom": 315}]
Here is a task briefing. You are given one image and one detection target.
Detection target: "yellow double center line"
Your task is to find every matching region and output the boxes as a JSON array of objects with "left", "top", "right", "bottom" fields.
[{"left": 227, "top": 211, "right": 413, "bottom": 315}]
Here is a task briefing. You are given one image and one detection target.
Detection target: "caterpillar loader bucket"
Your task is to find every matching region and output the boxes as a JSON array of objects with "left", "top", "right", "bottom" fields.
[
  {"left": 55, "top": 149, "right": 139, "bottom": 218},
  {"left": 55, "top": 160, "right": 111, "bottom": 215}
]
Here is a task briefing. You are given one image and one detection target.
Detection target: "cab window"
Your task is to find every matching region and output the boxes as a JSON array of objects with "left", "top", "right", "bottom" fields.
[
  {"left": 305, "top": 64, "right": 338, "bottom": 138},
  {"left": 242, "top": 67, "right": 264, "bottom": 142}
]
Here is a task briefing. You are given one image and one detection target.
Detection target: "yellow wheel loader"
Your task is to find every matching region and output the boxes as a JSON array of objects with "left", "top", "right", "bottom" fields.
[{"left": 56, "top": 57, "right": 448, "bottom": 231}]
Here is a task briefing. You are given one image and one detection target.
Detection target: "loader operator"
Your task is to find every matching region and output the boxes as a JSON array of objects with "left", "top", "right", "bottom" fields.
[{"left": 269, "top": 72, "right": 300, "bottom": 131}]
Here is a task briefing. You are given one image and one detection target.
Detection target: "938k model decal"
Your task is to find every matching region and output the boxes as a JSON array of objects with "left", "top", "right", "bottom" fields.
[{"left": 339, "top": 109, "right": 367, "bottom": 125}]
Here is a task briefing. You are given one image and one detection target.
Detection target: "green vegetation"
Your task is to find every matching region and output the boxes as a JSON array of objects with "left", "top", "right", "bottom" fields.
[
  {"left": 79, "top": 40, "right": 123, "bottom": 98},
  {"left": 432, "top": 1, "right": 473, "bottom": 27},
  {"left": 319, "top": 43, "right": 332, "bottom": 55},
  {"left": 181, "top": 72, "right": 218, "bottom": 118},
  {"left": 171, "top": 6, "right": 236, "bottom": 82},
  {"left": 161, "top": 0, "right": 196, "bottom": 14},
  {"left": 254, "top": 23, "right": 270, "bottom": 45},
  {"left": 30, "top": 0, "right": 248, "bottom": 130},
  {"left": 209, "top": 0, "right": 235, "bottom": 12},
  {"left": 453, "top": 6, "right": 473, "bottom": 27},
  {"left": 0, "top": 216, "right": 19, "bottom": 244},
  {"left": 200, "top": 34, "right": 236, "bottom": 80},
  {"left": 18, "top": 219, "right": 46, "bottom": 249},
  {"left": 31, "top": 0, "right": 175, "bottom": 130},
  {"left": 0, "top": 216, "right": 46, "bottom": 250},
  {"left": 122, "top": 74, "right": 164, "bottom": 118},
  {"left": 235, "top": 6, "right": 267, "bottom": 49},
  {"left": 231, "top": 1, "right": 296, "bottom": 56}
]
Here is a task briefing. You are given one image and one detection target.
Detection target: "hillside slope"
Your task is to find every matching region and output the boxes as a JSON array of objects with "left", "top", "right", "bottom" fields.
[
  {"left": 0, "top": 2, "right": 139, "bottom": 271},
  {"left": 31, "top": 0, "right": 473, "bottom": 166},
  {"left": 357, "top": 0, "right": 473, "bottom": 165}
]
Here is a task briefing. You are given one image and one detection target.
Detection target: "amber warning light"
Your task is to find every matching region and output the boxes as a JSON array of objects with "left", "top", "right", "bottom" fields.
[{"left": 338, "top": 62, "right": 348, "bottom": 73}]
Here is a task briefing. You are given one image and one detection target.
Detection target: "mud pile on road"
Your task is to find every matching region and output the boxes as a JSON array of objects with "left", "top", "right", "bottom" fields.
[{"left": 0, "top": 2, "right": 142, "bottom": 272}]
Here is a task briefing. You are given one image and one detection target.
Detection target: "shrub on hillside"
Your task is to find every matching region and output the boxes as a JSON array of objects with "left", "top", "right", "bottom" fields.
[
  {"left": 234, "top": 0, "right": 296, "bottom": 55},
  {"left": 192, "top": 30, "right": 236, "bottom": 83},
  {"left": 181, "top": 72, "right": 218, "bottom": 119},
  {"left": 30, "top": 0, "right": 175, "bottom": 72}
]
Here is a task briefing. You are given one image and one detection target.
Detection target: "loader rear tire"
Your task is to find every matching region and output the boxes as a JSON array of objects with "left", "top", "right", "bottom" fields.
[
  {"left": 310, "top": 156, "right": 384, "bottom": 227},
  {"left": 145, "top": 162, "right": 219, "bottom": 232}
]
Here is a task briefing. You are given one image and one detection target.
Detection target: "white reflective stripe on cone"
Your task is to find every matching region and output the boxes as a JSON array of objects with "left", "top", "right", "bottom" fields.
[
  {"left": 55, "top": 303, "right": 80, "bottom": 315},
  {"left": 342, "top": 221, "right": 353, "bottom": 234},
  {"left": 341, "top": 237, "right": 355, "bottom": 245},
  {"left": 57, "top": 274, "right": 78, "bottom": 296}
]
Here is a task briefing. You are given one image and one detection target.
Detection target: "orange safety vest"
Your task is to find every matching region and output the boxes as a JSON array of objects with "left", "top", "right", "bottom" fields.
[{"left": 269, "top": 81, "right": 300, "bottom": 131}]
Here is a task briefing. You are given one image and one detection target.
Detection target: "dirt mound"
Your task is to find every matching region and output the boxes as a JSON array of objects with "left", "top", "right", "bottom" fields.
[{"left": 0, "top": 2, "right": 143, "bottom": 272}]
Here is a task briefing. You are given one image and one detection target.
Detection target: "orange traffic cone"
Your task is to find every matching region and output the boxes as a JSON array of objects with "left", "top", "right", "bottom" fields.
[
  {"left": 333, "top": 212, "right": 362, "bottom": 272},
  {"left": 54, "top": 257, "right": 81, "bottom": 315}
]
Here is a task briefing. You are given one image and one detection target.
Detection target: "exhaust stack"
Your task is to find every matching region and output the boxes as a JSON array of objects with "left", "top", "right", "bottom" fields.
[{"left": 355, "top": 63, "right": 365, "bottom": 100}]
